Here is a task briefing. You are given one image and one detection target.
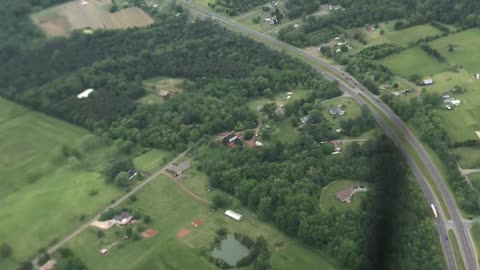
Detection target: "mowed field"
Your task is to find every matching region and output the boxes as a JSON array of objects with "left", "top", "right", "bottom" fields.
[
  {"left": 380, "top": 47, "right": 450, "bottom": 78},
  {"left": 454, "top": 147, "right": 480, "bottom": 169},
  {"left": 428, "top": 28, "right": 480, "bottom": 72},
  {"left": 31, "top": 0, "right": 154, "bottom": 37},
  {"left": 68, "top": 175, "right": 342, "bottom": 270},
  {"left": 320, "top": 179, "right": 369, "bottom": 211},
  {"left": 0, "top": 98, "right": 121, "bottom": 268}
]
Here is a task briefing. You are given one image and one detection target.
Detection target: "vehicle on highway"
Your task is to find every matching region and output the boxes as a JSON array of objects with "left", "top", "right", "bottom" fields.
[{"left": 431, "top": 203, "right": 438, "bottom": 218}]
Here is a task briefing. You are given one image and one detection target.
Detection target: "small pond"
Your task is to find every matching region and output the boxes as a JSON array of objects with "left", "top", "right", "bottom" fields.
[{"left": 211, "top": 234, "right": 250, "bottom": 266}]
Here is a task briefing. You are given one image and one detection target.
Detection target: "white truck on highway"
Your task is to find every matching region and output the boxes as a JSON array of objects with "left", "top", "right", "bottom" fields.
[{"left": 430, "top": 203, "right": 438, "bottom": 218}]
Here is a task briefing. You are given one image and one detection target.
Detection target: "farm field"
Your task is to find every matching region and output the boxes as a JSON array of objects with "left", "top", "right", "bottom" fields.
[
  {"left": 133, "top": 149, "right": 173, "bottom": 173},
  {"left": 322, "top": 97, "right": 362, "bottom": 129},
  {"left": 454, "top": 147, "right": 480, "bottom": 169},
  {"left": 67, "top": 175, "right": 342, "bottom": 270},
  {"left": 428, "top": 28, "right": 480, "bottom": 72},
  {"left": 0, "top": 98, "right": 121, "bottom": 267},
  {"left": 384, "top": 24, "right": 442, "bottom": 45},
  {"left": 320, "top": 179, "right": 370, "bottom": 211},
  {"left": 380, "top": 47, "right": 450, "bottom": 78},
  {"left": 31, "top": 0, "right": 153, "bottom": 37}
]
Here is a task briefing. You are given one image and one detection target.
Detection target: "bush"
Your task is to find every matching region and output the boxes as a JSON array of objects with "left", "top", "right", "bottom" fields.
[
  {"left": 0, "top": 242, "right": 12, "bottom": 258},
  {"left": 243, "top": 130, "right": 255, "bottom": 140},
  {"left": 212, "top": 193, "right": 230, "bottom": 209}
]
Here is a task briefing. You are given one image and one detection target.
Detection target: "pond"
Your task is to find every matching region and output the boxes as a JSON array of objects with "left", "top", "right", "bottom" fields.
[{"left": 211, "top": 234, "right": 250, "bottom": 266}]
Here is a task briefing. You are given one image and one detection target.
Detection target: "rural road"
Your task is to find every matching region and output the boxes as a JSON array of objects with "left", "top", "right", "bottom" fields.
[
  {"left": 180, "top": 2, "right": 478, "bottom": 269},
  {"left": 33, "top": 144, "right": 196, "bottom": 267}
]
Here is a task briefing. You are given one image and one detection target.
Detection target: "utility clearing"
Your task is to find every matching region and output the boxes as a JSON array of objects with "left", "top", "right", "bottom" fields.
[{"left": 31, "top": 0, "right": 154, "bottom": 37}]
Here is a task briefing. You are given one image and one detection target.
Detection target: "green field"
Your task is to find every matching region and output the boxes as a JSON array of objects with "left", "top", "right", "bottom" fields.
[
  {"left": 320, "top": 179, "right": 369, "bottom": 211},
  {"left": 429, "top": 28, "right": 480, "bottom": 72},
  {"left": 384, "top": 24, "right": 442, "bottom": 45},
  {"left": 323, "top": 97, "right": 362, "bottom": 129},
  {"left": 67, "top": 175, "right": 342, "bottom": 270},
  {"left": 0, "top": 98, "right": 121, "bottom": 267},
  {"left": 469, "top": 173, "right": 480, "bottom": 191},
  {"left": 133, "top": 149, "right": 173, "bottom": 173},
  {"left": 268, "top": 118, "right": 300, "bottom": 143},
  {"left": 380, "top": 47, "right": 450, "bottom": 78},
  {"left": 454, "top": 147, "right": 480, "bottom": 169},
  {"left": 471, "top": 223, "right": 480, "bottom": 266}
]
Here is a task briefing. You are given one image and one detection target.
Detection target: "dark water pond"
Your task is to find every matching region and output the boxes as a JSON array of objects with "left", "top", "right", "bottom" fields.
[{"left": 211, "top": 234, "right": 250, "bottom": 265}]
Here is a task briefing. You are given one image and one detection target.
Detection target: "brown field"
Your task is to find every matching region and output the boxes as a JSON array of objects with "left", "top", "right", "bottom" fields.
[{"left": 31, "top": 0, "right": 154, "bottom": 37}]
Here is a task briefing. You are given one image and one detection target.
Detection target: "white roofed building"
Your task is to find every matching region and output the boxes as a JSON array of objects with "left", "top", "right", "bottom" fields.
[{"left": 225, "top": 210, "right": 243, "bottom": 221}]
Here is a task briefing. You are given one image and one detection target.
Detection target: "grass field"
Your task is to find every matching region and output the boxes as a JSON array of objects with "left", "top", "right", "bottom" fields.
[
  {"left": 133, "top": 149, "right": 173, "bottom": 173},
  {"left": 384, "top": 24, "right": 442, "bottom": 45},
  {"left": 320, "top": 179, "right": 369, "bottom": 211},
  {"left": 469, "top": 173, "right": 480, "bottom": 191},
  {"left": 0, "top": 98, "right": 121, "bottom": 267},
  {"left": 31, "top": 0, "right": 153, "bottom": 37},
  {"left": 322, "top": 97, "right": 362, "bottom": 129},
  {"left": 454, "top": 147, "right": 480, "bottom": 169},
  {"left": 472, "top": 224, "right": 480, "bottom": 267},
  {"left": 380, "top": 47, "right": 450, "bottom": 78},
  {"left": 67, "top": 175, "right": 342, "bottom": 270},
  {"left": 429, "top": 28, "right": 480, "bottom": 72}
]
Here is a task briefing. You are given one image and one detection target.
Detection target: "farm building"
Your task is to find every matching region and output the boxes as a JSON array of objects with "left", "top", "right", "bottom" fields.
[
  {"left": 77, "top": 88, "right": 94, "bottom": 99},
  {"left": 225, "top": 210, "right": 243, "bottom": 221},
  {"left": 100, "top": 249, "right": 109, "bottom": 255},
  {"left": 128, "top": 169, "right": 138, "bottom": 180},
  {"left": 166, "top": 161, "right": 191, "bottom": 176},
  {"left": 300, "top": 116, "right": 309, "bottom": 124},
  {"left": 222, "top": 133, "right": 238, "bottom": 144},
  {"left": 113, "top": 211, "right": 133, "bottom": 225},
  {"left": 421, "top": 79, "right": 434, "bottom": 86},
  {"left": 442, "top": 95, "right": 461, "bottom": 107}
]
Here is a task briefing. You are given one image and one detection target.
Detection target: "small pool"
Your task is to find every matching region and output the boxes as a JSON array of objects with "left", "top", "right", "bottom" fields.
[{"left": 211, "top": 234, "right": 250, "bottom": 266}]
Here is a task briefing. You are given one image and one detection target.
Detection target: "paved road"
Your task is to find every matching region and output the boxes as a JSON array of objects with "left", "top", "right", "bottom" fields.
[
  {"left": 181, "top": 2, "right": 478, "bottom": 269},
  {"left": 33, "top": 145, "right": 195, "bottom": 267}
]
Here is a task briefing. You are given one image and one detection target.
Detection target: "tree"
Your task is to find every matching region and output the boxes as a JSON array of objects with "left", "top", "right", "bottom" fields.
[
  {"left": 0, "top": 243, "right": 12, "bottom": 258},
  {"left": 212, "top": 193, "right": 229, "bottom": 209},
  {"left": 97, "top": 231, "right": 105, "bottom": 238},
  {"left": 144, "top": 215, "right": 152, "bottom": 224},
  {"left": 114, "top": 171, "right": 130, "bottom": 187}
]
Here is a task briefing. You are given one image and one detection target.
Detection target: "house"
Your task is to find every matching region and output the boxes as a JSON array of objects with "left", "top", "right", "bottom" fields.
[
  {"left": 222, "top": 133, "right": 238, "bottom": 144},
  {"left": 100, "top": 249, "right": 109, "bottom": 255},
  {"left": 166, "top": 161, "right": 191, "bottom": 176},
  {"left": 300, "top": 116, "right": 309, "bottom": 124},
  {"left": 329, "top": 105, "right": 346, "bottom": 116},
  {"left": 113, "top": 211, "right": 133, "bottom": 225},
  {"left": 332, "top": 141, "right": 342, "bottom": 152},
  {"left": 77, "top": 88, "right": 94, "bottom": 99},
  {"left": 336, "top": 48, "right": 342, "bottom": 53},
  {"left": 422, "top": 79, "right": 434, "bottom": 86},
  {"left": 255, "top": 141, "right": 263, "bottom": 147},
  {"left": 225, "top": 210, "right": 243, "bottom": 221},
  {"left": 128, "top": 170, "right": 137, "bottom": 180},
  {"left": 329, "top": 4, "right": 345, "bottom": 11},
  {"left": 451, "top": 99, "right": 461, "bottom": 106}
]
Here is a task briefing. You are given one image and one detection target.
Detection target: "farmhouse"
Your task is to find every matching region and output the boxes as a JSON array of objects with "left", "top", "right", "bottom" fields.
[
  {"left": 329, "top": 104, "right": 346, "bottom": 116},
  {"left": 113, "top": 211, "right": 133, "bottom": 225},
  {"left": 77, "top": 88, "right": 94, "bottom": 99},
  {"left": 225, "top": 210, "right": 243, "bottom": 221},
  {"left": 335, "top": 186, "right": 368, "bottom": 203},
  {"left": 166, "top": 161, "right": 191, "bottom": 176}
]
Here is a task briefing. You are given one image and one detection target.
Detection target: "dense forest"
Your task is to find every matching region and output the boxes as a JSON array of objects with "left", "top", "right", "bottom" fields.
[{"left": 1, "top": 1, "right": 448, "bottom": 269}]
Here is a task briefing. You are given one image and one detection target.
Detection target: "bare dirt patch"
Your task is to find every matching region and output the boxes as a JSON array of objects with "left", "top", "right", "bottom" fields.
[
  {"left": 31, "top": 0, "right": 153, "bottom": 37},
  {"left": 142, "top": 228, "right": 158, "bottom": 238},
  {"left": 176, "top": 228, "right": 190, "bottom": 238},
  {"left": 192, "top": 218, "right": 204, "bottom": 227},
  {"left": 91, "top": 220, "right": 115, "bottom": 230}
]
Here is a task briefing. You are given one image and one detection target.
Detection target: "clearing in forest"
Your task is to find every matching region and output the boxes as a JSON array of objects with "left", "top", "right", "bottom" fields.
[
  {"left": 31, "top": 0, "right": 154, "bottom": 37},
  {"left": 320, "top": 180, "right": 370, "bottom": 211}
]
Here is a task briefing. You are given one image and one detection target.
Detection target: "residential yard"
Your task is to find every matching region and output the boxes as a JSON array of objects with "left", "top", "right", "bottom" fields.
[
  {"left": 319, "top": 179, "right": 370, "bottom": 211},
  {"left": 67, "top": 175, "right": 342, "bottom": 270},
  {"left": 428, "top": 28, "right": 480, "bottom": 72},
  {"left": 268, "top": 118, "right": 300, "bottom": 143},
  {"left": 0, "top": 98, "right": 121, "bottom": 267},
  {"left": 322, "top": 97, "right": 362, "bottom": 129},
  {"left": 133, "top": 149, "right": 173, "bottom": 173},
  {"left": 379, "top": 47, "right": 450, "bottom": 78},
  {"left": 454, "top": 147, "right": 480, "bottom": 169}
]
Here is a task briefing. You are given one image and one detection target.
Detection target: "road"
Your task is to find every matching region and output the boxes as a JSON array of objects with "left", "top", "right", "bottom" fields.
[
  {"left": 180, "top": 2, "right": 477, "bottom": 269},
  {"left": 33, "top": 144, "right": 195, "bottom": 267}
]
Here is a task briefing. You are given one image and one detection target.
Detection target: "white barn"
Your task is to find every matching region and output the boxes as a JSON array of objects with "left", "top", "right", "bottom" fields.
[
  {"left": 225, "top": 210, "right": 243, "bottom": 221},
  {"left": 77, "top": 88, "right": 94, "bottom": 99}
]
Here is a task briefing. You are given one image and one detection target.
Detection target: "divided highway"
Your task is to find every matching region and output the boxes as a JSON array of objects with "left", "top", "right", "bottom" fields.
[{"left": 180, "top": 2, "right": 477, "bottom": 269}]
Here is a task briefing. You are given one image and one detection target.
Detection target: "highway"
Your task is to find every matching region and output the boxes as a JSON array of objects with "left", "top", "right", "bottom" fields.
[{"left": 180, "top": 2, "right": 477, "bottom": 269}]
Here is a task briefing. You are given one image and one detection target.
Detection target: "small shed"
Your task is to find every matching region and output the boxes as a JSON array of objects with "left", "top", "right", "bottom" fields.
[
  {"left": 225, "top": 210, "right": 243, "bottom": 221},
  {"left": 422, "top": 79, "right": 434, "bottom": 86},
  {"left": 100, "top": 248, "right": 109, "bottom": 255}
]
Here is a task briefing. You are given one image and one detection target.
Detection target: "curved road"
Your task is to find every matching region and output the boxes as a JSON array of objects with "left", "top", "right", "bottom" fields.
[{"left": 180, "top": 2, "right": 477, "bottom": 269}]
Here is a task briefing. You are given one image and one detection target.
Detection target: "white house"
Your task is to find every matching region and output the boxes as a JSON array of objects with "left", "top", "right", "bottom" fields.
[
  {"left": 225, "top": 210, "right": 243, "bottom": 221},
  {"left": 77, "top": 88, "right": 94, "bottom": 99}
]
